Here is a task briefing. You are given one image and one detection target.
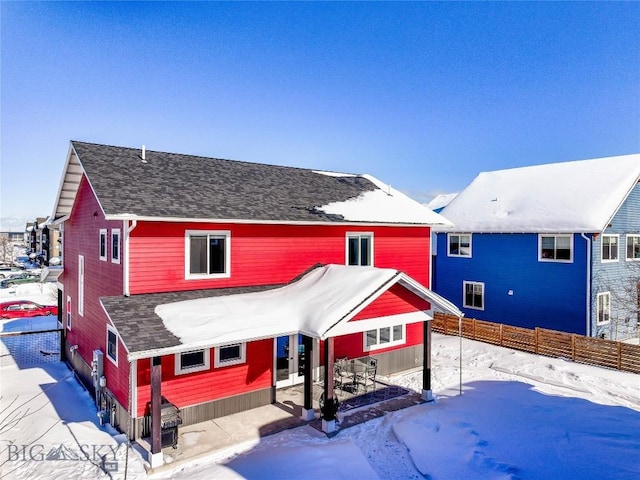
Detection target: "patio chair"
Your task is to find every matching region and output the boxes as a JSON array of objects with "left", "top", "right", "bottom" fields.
[
  {"left": 355, "top": 357, "right": 377, "bottom": 393},
  {"left": 333, "top": 357, "right": 355, "bottom": 391}
]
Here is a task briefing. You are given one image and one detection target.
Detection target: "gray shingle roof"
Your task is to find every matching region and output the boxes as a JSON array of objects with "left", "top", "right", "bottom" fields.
[
  {"left": 101, "top": 284, "right": 281, "bottom": 357},
  {"left": 72, "top": 141, "right": 378, "bottom": 222}
]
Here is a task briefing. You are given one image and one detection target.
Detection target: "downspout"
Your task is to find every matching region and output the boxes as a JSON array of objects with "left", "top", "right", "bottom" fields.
[
  {"left": 124, "top": 220, "right": 138, "bottom": 297},
  {"left": 581, "top": 233, "right": 592, "bottom": 337}
]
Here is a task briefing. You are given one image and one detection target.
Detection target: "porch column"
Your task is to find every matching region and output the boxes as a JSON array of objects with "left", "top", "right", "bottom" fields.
[
  {"left": 422, "top": 320, "right": 434, "bottom": 402},
  {"left": 322, "top": 337, "right": 337, "bottom": 433},
  {"left": 150, "top": 356, "right": 163, "bottom": 467},
  {"left": 301, "top": 335, "right": 315, "bottom": 421}
]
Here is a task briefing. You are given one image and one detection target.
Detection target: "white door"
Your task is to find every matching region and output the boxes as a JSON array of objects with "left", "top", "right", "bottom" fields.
[{"left": 275, "top": 334, "right": 305, "bottom": 388}]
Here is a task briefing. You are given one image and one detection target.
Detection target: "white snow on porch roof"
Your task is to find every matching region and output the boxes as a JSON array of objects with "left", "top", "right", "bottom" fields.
[
  {"left": 314, "top": 172, "right": 453, "bottom": 226},
  {"left": 155, "top": 264, "right": 463, "bottom": 352},
  {"left": 155, "top": 265, "right": 399, "bottom": 349},
  {"left": 438, "top": 154, "right": 640, "bottom": 233}
]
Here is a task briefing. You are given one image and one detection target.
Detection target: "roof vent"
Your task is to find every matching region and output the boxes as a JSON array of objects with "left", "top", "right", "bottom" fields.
[{"left": 141, "top": 145, "right": 147, "bottom": 163}]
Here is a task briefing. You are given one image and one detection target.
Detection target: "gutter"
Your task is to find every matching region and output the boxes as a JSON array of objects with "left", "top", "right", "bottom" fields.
[
  {"left": 581, "top": 233, "right": 592, "bottom": 337},
  {"left": 124, "top": 220, "right": 138, "bottom": 296}
]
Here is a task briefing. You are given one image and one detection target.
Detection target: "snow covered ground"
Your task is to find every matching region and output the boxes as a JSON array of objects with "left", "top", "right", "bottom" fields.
[{"left": 1, "top": 286, "right": 639, "bottom": 479}]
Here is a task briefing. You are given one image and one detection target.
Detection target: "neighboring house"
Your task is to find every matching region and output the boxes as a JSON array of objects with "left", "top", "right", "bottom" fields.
[
  {"left": 51, "top": 141, "right": 460, "bottom": 465},
  {"left": 26, "top": 218, "right": 61, "bottom": 264},
  {"left": 425, "top": 193, "right": 458, "bottom": 214},
  {"left": 433, "top": 154, "right": 640, "bottom": 341}
]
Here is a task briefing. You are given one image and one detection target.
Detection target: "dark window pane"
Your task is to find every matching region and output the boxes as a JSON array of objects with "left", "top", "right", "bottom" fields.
[
  {"left": 209, "top": 237, "right": 226, "bottom": 273},
  {"left": 189, "top": 236, "right": 207, "bottom": 274},
  {"left": 348, "top": 237, "right": 359, "bottom": 265},
  {"left": 393, "top": 325, "right": 403, "bottom": 341},
  {"left": 449, "top": 235, "right": 460, "bottom": 255},
  {"left": 366, "top": 330, "right": 377, "bottom": 347},
  {"left": 379, "top": 327, "right": 390, "bottom": 344},
  {"left": 181, "top": 350, "right": 205, "bottom": 369},
  {"left": 360, "top": 237, "right": 370, "bottom": 265},
  {"left": 112, "top": 234, "right": 120, "bottom": 259},
  {"left": 220, "top": 344, "right": 241, "bottom": 362},
  {"left": 108, "top": 331, "right": 117, "bottom": 359}
]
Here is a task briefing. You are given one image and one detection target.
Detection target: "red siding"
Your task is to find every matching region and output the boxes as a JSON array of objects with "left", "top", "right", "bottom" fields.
[
  {"left": 334, "top": 323, "right": 424, "bottom": 359},
  {"left": 136, "top": 339, "right": 273, "bottom": 412},
  {"left": 62, "top": 176, "right": 128, "bottom": 408},
  {"left": 129, "top": 222, "right": 431, "bottom": 294},
  {"left": 352, "top": 284, "right": 431, "bottom": 321}
]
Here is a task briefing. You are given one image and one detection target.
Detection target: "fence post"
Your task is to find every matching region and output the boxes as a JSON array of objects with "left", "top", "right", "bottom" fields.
[
  {"left": 499, "top": 324, "right": 503, "bottom": 346},
  {"left": 617, "top": 342, "right": 622, "bottom": 370},
  {"left": 571, "top": 335, "right": 576, "bottom": 362},
  {"left": 535, "top": 328, "right": 539, "bottom": 354}
]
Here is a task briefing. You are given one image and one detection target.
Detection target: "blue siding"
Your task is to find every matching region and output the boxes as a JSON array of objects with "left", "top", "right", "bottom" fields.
[
  {"left": 435, "top": 233, "right": 588, "bottom": 334},
  {"left": 591, "top": 182, "right": 640, "bottom": 340}
]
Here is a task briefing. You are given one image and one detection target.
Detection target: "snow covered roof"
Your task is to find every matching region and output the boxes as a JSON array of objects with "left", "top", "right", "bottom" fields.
[
  {"left": 101, "top": 264, "right": 462, "bottom": 361},
  {"left": 437, "top": 154, "right": 640, "bottom": 233},
  {"left": 52, "top": 141, "right": 451, "bottom": 227},
  {"left": 425, "top": 193, "right": 458, "bottom": 212}
]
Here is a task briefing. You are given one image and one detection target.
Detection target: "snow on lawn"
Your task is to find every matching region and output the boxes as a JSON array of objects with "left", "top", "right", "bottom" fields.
[
  {"left": 153, "top": 335, "right": 640, "bottom": 480},
  {"left": 1, "top": 288, "right": 639, "bottom": 480}
]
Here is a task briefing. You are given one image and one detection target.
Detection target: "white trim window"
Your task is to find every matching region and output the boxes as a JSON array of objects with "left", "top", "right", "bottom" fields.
[
  {"left": 111, "top": 229, "right": 121, "bottom": 264},
  {"left": 601, "top": 235, "right": 619, "bottom": 262},
  {"left": 175, "top": 349, "right": 211, "bottom": 375},
  {"left": 106, "top": 325, "right": 118, "bottom": 365},
  {"left": 626, "top": 234, "right": 640, "bottom": 261},
  {"left": 447, "top": 233, "right": 472, "bottom": 257},
  {"left": 185, "top": 230, "right": 231, "bottom": 279},
  {"left": 596, "top": 292, "right": 611, "bottom": 325},
  {"left": 364, "top": 324, "right": 406, "bottom": 352},
  {"left": 463, "top": 281, "right": 484, "bottom": 310},
  {"left": 66, "top": 295, "right": 72, "bottom": 330},
  {"left": 214, "top": 343, "right": 246, "bottom": 367},
  {"left": 99, "top": 229, "right": 107, "bottom": 261},
  {"left": 346, "top": 232, "right": 373, "bottom": 266},
  {"left": 539, "top": 234, "right": 573, "bottom": 262},
  {"left": 78, "top": 255, "right": 84, "bottom": 316}
]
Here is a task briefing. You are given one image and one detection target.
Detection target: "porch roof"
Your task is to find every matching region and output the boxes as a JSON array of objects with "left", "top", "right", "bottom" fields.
[{"left": 101, "top": 264, "right": 462, "bottom": 361}]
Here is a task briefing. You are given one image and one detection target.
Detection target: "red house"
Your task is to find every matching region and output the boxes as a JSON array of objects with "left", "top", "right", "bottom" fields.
[{"left": 51, "top": 141, "right": 461, "bottom": 466}]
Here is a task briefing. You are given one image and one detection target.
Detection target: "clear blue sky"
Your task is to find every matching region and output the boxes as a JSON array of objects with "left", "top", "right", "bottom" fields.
[{"left": 1, "top": 1, "right": 639, "bottom": 224}]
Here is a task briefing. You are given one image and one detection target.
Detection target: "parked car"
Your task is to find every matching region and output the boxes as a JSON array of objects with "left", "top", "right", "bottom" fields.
[
  {"left": 0, "top": 266, "right": 23, "bottom": 279},
  {"left": 13, "top": 256, "right": 31, "bottom": 268},
  {"left": 0, "top": 300, "right": 58, "bottom": 319},
  {"left": 0, "top": 272, "right": 40, "bottom": 288}
]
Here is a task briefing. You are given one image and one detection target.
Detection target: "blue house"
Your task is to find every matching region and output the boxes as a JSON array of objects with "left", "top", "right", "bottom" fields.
[{"left": 433, "top": 154, "right": 640, "bottom": 341}]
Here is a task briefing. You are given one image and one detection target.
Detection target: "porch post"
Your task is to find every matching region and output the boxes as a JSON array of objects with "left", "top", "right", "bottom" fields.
[
  {"left": 301, "top": 335, "right": 315, "bottom": 421},
  {"left": 322, "top": 337, "right": 336, "bottom": 433},
  {"left": 150, "top": 356, "right": 163, "bottom": 467},
  {"left": 422, "top": 320, "right": 434, "bottom": 402}
]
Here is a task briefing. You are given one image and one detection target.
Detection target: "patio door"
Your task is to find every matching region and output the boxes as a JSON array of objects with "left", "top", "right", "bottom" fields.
[{"left": 275, "top": 334, "right": 305, "bottom": 388}]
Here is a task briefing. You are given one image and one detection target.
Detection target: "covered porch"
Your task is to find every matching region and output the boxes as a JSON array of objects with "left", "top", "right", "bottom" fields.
[{"left": 142, "top": 375, "right": 424, "bottom": 472}]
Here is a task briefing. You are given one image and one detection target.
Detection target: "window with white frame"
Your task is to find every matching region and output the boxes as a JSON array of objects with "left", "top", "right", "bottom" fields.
[
  {"left": 175, "top": 349, "right": 210, "bottom": 375},
  {"left": 447, "top": 233, "right": 472, "bottom": 257},
  {"left": 186, "top": 231, "right": 230, "bottom": 278},
  {"left": 111, "top": 229, "right": 121, "bottom": 264},
  {"left": 539, "top": 234, "right": 573, "bottom": 262},
  {"left": 214, "top": 343, "right": 246, "bottom": 367},
  {"left": 106, "top": 325, "right": 118, "bottom": 365},
  {"left": 78, "top": 255, "right": 84, "bottom": 316},
  {"left": 364, "top": 324, "right": 405, "bottom": 351},
  {"left": 347, "top": 233, "right": 373, "bottom": 266},
  {"left": 99, "top": 229, "right": 107, "bottom": 261},
  {"left": 66, "top": 295, "right": 72, "bottom": 330},
  {"left": 463, "top": 281, "right": 484, "bottom": 310},
  {"left": 596, "top": 292, "right": 611, "bottom": 325},
  {"left": 626, "top": 235, "right": 640, "bottom": 261},
  {"left": 601, "top": 235, "right": 619, "bottom": 262}
]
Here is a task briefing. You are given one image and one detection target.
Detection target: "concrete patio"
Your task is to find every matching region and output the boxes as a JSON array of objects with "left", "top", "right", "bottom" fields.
[{"left": 144, "top": 379, "right": 424, "bottom": 473}]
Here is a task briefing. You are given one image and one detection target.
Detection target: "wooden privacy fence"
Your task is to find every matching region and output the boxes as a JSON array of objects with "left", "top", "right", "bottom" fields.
[{"left": 432, "top": 313, "right": 640, "bottom": 374}]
